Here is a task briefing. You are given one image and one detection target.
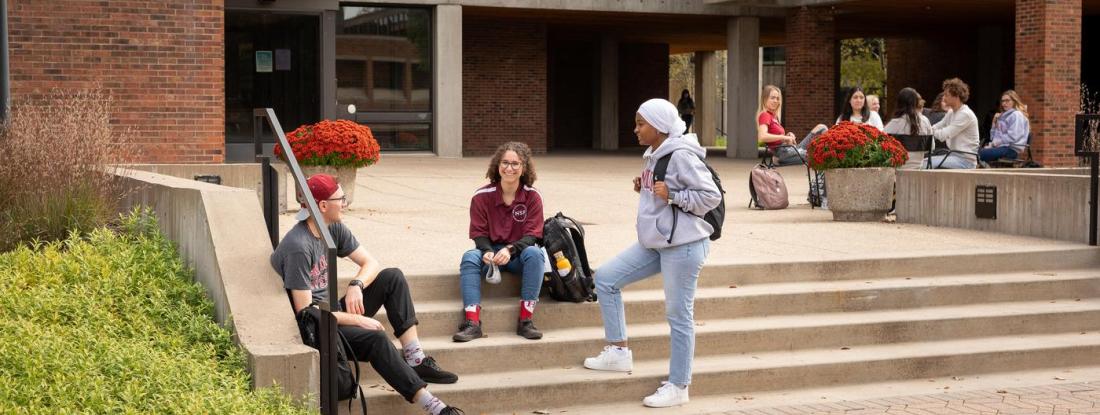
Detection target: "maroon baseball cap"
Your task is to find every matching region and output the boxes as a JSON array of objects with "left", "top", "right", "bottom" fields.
[{"left": 295, "top": 174, "right": 340, "bottom": 221}]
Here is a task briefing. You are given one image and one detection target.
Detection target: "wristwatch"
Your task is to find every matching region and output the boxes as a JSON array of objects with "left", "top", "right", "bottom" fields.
[{"left": 348, "top": 279, "right": 365, "bottom": 291}]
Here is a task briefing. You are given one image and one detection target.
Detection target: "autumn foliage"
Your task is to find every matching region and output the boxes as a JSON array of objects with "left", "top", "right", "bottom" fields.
[
  {"left": 275, "top": 120, "right": 381, "bottom": 168},
  {"left": 806, "top": 122, "right": 908, "bottom": 170}
]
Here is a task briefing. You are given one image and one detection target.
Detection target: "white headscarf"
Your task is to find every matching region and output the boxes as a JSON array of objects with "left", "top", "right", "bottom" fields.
[{"left": 637, "top": 98, "right": 686, "bottom": 140}]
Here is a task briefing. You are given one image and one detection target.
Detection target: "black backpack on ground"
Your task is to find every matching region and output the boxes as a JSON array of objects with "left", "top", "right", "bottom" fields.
[
  {"left": 296, "top": 305, "right": 367, "bottom": 414},
  {"left": 654, "top": 151, "right": 726, "bottom": 243},
  {"left": 541, "top": 212, "right": 596, "bottom": 302}
]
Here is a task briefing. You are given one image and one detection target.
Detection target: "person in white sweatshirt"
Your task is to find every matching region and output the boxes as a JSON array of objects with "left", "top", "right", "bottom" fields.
[
  {"left": 582, "top": 98, "right": 722, "bottom": 409},
  {"left": 924, "top": 78, "right": 979, "bottom": 169}
]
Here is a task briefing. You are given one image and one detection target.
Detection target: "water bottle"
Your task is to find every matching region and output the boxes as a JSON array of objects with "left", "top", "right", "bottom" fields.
[
  {"left": 553, "top": 251, "right": 572, "bottom": 277},
  {"left": 484, "top": 261, "right": 501, "bottom": 284}
]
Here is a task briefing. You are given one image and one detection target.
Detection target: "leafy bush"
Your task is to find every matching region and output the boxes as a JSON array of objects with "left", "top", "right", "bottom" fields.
[
  {"left": 0, "top": 209, "right": 307, "bottom": 414},
  {"left": 0, "top": 88, "right": 132, "bottom": 252}
]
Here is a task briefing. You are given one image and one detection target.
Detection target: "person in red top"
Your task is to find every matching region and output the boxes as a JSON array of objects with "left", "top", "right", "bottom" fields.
[
  {"left": 453, "top": 142, "right": 546, "bottom": 342},
  {"left": 756, "top": 84, "right": 827, "bottom": 165}
]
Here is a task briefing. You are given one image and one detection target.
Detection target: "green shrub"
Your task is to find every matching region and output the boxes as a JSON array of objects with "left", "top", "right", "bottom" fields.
[
  {"left": 0, "top": 210, "right": 308, "bottom": 414},
  {"left": 0, "top": 88, "right": 133, "bottom": 252}
]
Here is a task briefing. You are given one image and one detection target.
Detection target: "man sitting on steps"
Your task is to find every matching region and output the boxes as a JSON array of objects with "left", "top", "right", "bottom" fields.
[{"left": 271, "top": 173, "right": 463, "bottom": 415}]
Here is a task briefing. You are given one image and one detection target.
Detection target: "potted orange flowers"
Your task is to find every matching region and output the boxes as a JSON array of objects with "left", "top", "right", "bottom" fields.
[
  {"left": 275, "top": 119, "right": 381, "bottom": 206},
  {"left": 806, "top": 122, "right": 907, "bottom": 221}
]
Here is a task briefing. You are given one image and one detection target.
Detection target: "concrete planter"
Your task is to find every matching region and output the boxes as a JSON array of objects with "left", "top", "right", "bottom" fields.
[
  {"left": 300, "top": 165, "right": 359, "bottom": 206},
  {"left": 824, "top": 167, "right": 896, "bottom": 222}
]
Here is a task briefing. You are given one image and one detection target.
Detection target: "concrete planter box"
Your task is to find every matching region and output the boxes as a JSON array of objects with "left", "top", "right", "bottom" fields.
[{"left": 824, "top": 167, "right": 896, "bottom": 222}]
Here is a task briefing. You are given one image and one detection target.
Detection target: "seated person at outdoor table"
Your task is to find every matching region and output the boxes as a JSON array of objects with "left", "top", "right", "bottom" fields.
[
  {"left": 885, "top": 88, "right": 934, "bottom": 170},
  {"left": 756, "top": 84, "right": 827, "bottom": 165},
  {"left": 979, "top": 89, "right": 1030, "bottom": 162},
  {"left": 836, "top": 87, "right": 884, "bottom": 131},
  {"left": 923, "top": 92, "right": 948, "bottom": 126},
  {"left": 923, "top": 78, "right": 979, "bottom": 169}
]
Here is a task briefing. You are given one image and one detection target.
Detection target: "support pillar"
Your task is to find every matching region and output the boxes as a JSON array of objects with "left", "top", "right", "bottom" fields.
[
  {"left": 694, "top": 51, "right": 718, "bottom": 147},
  {"left": 726, "top": 16, "right": 760, "bottom": 158},
  {"left": 785, "top": 7, "right": 836, "bottom": 143},
  {"left": 1015, "top": 0, "right": 1081, "bottom": 167},
  {"left": 434, "top": 5, "right": 462, "bottom": 158},
  {"left": 597, "top": 36, "right": 619, "bottom": 150}
]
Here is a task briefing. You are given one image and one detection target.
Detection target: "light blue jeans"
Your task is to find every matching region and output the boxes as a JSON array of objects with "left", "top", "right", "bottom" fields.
[
  {"left": 460, "top": 245, "right": 544, "bottom": 306},
  {"left": 595, "top": 238, "right": 710, "bottom": 386}
]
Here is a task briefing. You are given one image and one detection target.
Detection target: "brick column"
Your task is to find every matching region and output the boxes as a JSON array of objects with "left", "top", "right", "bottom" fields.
[
  {"left": 785, "top": 7, "right": 836, "bottom": 138},
  {"left": 1015, "top": 0, "right": 1081, "bottom": 167}
]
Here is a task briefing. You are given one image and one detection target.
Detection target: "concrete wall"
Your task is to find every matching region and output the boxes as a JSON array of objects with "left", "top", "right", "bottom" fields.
[
  {"left": 897, "top": 169, "right": 1096, "bottom": 243},
  {"left": 127, "top": 164, "right": 289, "bottom": 213},
  {"left": 115, "top": 169, "right": 317, "bottom": 407}
]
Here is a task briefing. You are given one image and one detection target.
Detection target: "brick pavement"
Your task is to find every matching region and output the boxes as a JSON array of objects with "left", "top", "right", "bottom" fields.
[{"left": 726, "top": 382, "right": 1100, "bottom": 415}]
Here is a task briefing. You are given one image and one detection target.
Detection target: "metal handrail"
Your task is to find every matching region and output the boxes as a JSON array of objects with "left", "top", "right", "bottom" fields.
[{"left": 253, "top": 108, "right": 341, "bottom": 413}]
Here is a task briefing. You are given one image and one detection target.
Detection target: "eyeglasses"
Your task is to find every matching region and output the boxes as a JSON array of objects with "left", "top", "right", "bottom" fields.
[
  {"left": 325, "top": 195, "right": 347, "bottom": 205},
  {"left": 499, "top": 161, "right": 523, "bottom": 169},
  {"left": 1001, "top": 98, "right": 1013, "bottom": 103}
]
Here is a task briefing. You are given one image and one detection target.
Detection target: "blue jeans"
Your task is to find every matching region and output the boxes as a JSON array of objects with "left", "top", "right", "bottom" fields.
[
  {"left": 460, "top": 245, "right": 544, "bottom": 306},
  {"left": 979, "top": 146, "right": 1018, "bottom": 162},
  {"left": 594, "top": 238, "right": 710, "bottom": 386}
]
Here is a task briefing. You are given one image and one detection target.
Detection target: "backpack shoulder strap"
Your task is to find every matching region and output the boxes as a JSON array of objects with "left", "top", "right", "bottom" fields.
[{"left": 653, "top": 153, "right": 673, "bottom": 182}]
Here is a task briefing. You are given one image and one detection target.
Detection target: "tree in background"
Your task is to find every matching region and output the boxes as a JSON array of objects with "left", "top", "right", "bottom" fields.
[{"left": 840, "top": 38, "right": 888, "bottom": 107}]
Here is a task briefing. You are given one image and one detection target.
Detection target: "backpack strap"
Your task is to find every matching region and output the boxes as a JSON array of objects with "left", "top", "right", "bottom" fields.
[
  {"left": 337, "top": 329, "right": 368, "bottom": 414},
  {"left": 651, "top": 150, "right": 701, "bottom": 244}
]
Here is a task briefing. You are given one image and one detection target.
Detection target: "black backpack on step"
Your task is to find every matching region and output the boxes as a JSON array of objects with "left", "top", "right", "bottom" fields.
[
  {"left": 541, "top": 212, "right": 595, "bottom": 302},
  {"left": 296, "top": 305, "right": 367, "bottom": 414}
]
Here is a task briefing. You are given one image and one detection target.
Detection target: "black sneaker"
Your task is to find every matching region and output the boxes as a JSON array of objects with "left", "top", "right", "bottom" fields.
[
  {"left": 517, "top": 319, "right": 543, "bottom": 340},
  {"left": 439, "top": 407, "right": 465, "bottom": 415},
  {"left": 412, "top": 356, "right": 458, "bottom": 384},
  {"left": 452, "top": 319, "right": 483, "bottom": 342}
]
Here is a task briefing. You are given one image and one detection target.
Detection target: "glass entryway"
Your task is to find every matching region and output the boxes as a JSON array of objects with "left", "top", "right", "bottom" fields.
[
  {"left": 337, "top": 5, "right": 433, "bottom": 151},
  {"left": 225, "top": 11, "right": 320, "bottom": 161}
]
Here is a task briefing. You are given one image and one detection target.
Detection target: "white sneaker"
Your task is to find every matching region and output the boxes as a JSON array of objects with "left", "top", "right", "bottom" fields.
[
  {"left": 583, "top": 345, "right": 633, "bottom": 372},
  {"left": 643, "top": 381, "right": 689, "bottom": 408}
]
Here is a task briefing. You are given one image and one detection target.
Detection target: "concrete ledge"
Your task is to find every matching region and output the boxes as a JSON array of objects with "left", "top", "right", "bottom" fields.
[
  {"left": 126, "top": 163, "right": 290, "bottom": 213},
  {"left": 114, "top": 169, "right": 317, "bottom": 407},
  {"left": 897, "top": 169, "right": 1096, "bottom": 243}
]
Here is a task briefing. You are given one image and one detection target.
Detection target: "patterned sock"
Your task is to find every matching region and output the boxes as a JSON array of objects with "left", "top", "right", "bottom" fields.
[
  {"left": 403, "top": 339, "right": 426, "bottom": 366},
  {"left": 417, "top": 389, "right": 447, "bottom": 415},
  {"left": 464, "top": 304, "right": 481, "bottom": 324},
  {"left": 519, "top": 300, "right": 536, "bottom": 320}
]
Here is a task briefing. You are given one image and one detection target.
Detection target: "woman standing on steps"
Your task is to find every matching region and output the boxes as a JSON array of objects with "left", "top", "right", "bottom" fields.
[
  {"left": 453, "top": 141, "right": 546, "bottom": 343},
  {"left": 583, "top": 98, "right": 722, "bottom": 408}
]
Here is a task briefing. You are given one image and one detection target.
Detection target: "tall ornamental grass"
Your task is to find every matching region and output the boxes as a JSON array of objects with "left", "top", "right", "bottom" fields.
[
  {"left": 0, "top": 209, "right": 307, "bottom": 414},
  {"left": 0, "top": 89, "right": 133, "bottom": 252}
]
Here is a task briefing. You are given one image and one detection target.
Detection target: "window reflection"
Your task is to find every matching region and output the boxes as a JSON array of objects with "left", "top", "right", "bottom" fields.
[{"left": 336, "top": 7, "right": 431, "bottom": 113}]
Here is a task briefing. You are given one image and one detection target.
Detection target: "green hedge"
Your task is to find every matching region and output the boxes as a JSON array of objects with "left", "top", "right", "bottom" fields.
[{"left": 0, "top": 211, "right": 308, "bottom": 414}]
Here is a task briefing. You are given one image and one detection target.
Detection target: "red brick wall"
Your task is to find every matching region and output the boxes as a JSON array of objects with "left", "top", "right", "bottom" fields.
[
  {"left": 784, "top": 7, "right": 835, "bottom": 137},
  {"left": 462, "top": 18, "right": 547, "bottom": 156},
  {"left": 9, "top": 0, "right": 225, "bottom": 163},
  {"left": 618, "top": 43, "right": 670, "bottom": 148},
  {"left": 1015, "top": 0, "right": 1081, "bottom": 167}
]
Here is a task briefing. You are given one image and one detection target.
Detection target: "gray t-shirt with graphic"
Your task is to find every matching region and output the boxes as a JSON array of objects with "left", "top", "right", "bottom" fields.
[{"left": 270, "top": 221, "right": 359, "bottom": 305}]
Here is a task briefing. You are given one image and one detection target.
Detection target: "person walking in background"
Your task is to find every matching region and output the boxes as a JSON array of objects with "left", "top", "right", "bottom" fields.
[
  {"left": 583, "top": 98, "right": 721, "bottom": 408},
  {"left": 677, "top": 89, "right": 695, "bottom": 134},
  {"left": 980, "top": 90, "right": 1030, "bottom": 162},
  {"left": 453, "top": 142, "right": 546, "bottom": 343}
]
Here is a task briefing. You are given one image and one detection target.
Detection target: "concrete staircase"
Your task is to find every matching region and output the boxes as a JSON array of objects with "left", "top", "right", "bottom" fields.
[{"left": 345, "top": 247, "right": 1100, "bottom": 414}]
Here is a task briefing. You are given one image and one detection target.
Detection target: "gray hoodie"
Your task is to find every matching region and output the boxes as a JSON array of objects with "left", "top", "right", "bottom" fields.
[{"left": 637, "top": 135, "right": 722, "bottom": 249}]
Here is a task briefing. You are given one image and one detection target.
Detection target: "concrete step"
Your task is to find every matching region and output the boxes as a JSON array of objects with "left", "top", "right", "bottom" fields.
[
  {"left": 335, "top": 247, "right": 1100, "bottom": 302},
  {"left": 512, "top": 365, "right": 1100, "bottom": 415},
  {"left": 353, "top": 331, "right": 1100, "bottom": 414},
  {"left": 359, "top": 298, "right": 1100, "bottom": 382},
  {"left": 373, "top": 269, "right": 1100, "bottom": 337}
]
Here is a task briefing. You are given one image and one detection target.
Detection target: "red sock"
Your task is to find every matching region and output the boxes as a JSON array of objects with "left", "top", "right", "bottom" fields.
[
  {"left": 519, "top": 300, "right": 536, "bottom": 320},
  {"left": 464, "top": 304, "right": 481, "bottom": 324}
]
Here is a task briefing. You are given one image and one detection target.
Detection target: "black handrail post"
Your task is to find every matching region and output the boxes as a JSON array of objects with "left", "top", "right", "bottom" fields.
[
  {"left": 1091, "top": 153, "right": 1098, "bottom": 246},
  {"left": 1076, "top": 114, "right": 1099, "bottom": 246},
  {"left": 261, "top": 156, "right": 279, "bottom": 249},
  {"left": 254, "top": 108, "right": 342, "bottom": 414}
]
